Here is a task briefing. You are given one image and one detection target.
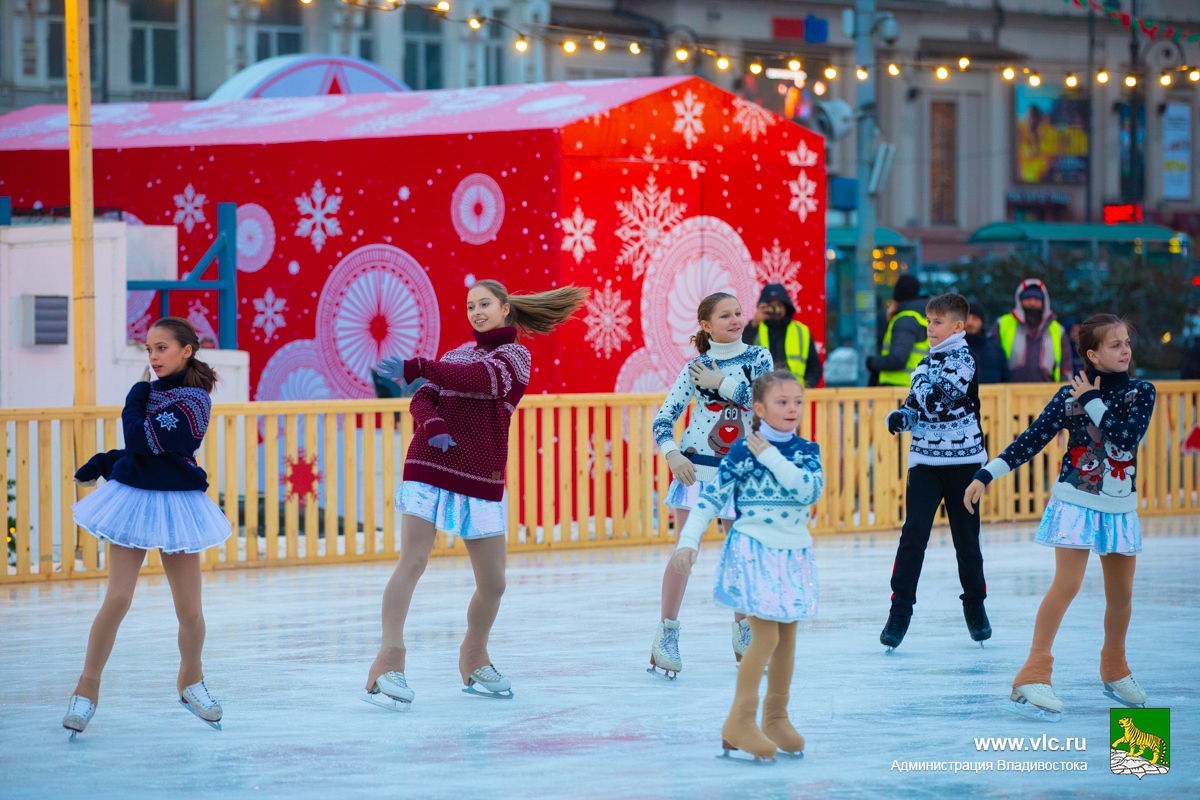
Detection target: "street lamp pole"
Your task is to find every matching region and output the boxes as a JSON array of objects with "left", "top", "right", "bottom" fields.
[
  {"left": 853, "top": 0, "right": 878, "bottom": 384},
  {"left": 66, "top": 0, "right": 96, "bottom": 410}
]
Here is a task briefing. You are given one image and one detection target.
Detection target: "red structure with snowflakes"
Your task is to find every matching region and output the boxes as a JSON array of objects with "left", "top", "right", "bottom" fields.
[{"left": 0, "top": 77, "right": 825, "bottom": 397}]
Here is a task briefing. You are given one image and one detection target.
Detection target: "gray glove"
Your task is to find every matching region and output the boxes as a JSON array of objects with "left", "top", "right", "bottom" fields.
[
  {"left": 665, "top": 450, "right": 696, "bottom": 486},
  {"left": 688, "top": 362, "right": 725, "bottom": 391},
  {"left": 428, "top": 433, "right": 456, "bottom": 452},
  {"left": 375, "top": 356, "right": 407, "bottom": 383}
]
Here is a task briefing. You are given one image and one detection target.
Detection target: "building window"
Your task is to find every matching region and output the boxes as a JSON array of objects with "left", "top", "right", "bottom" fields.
[
  {"left": 46, "top": 0, "right": 98, "bottom": 81},
  {"left": 484, "top": 12, "right": 506, "bottom": 86},
  {"left": 403, "top": 5, "right": 443, "bottom": 89},
  {"left": 130, "top": 0, "right": 178, "bottom": 87},
  {"left": 930, "top": 102, "right": 957, "bottom": 225},
  {"left": 257, "top": 0, "right": 304, "bottom": 61},
  {"left": 356, "top": 10, "right": 374, "bottom": 62}
]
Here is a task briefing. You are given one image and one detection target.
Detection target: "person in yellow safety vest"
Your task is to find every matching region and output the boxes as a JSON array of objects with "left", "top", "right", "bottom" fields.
[
  {"left": 741, "top": 283, "right": 824, "bottom": 387},
  {"left": 989, "top": 278, "right": 1072, "bottom": 383},
  {"left": 867, "top": 274, "right": 929, "bottom": 386}
]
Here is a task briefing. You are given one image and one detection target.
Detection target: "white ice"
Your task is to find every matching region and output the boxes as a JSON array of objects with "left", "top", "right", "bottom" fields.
[{"left": 2, "top": 518, "right": 1197, "bottom": 799}]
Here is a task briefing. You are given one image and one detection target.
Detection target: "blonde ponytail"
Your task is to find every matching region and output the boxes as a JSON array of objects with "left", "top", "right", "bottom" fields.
[{"left": 471, "top": 279, "right": 589, "bottom": 337}]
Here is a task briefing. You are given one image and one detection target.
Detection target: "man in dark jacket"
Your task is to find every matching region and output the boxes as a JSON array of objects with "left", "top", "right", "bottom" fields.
[
  {"left": 742, "top": 283, "right": 823, "bottom": 387},
  {"left": 965, "top": 302, "right": 1010, "bottom": 384},
  {"left": 867, "top": 274, "right": 928, "bottom": 386}
]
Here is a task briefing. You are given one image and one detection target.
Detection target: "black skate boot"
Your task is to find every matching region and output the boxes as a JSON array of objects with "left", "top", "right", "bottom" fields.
[
  {"left": 880, "top": 612, "right": 910, "bottom": 650},
  {"left": 963, "top": 600, "right": 992, "bottom": 645}
]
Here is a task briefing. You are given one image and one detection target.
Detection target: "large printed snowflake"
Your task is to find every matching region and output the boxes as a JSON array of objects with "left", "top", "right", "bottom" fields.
[
  {"left": 614, "top": 174, "right": 687, "bottom": 280},
  {"left": 787, "top": 170, "right": 819, "bottom": 222},
  {"left": 155, "top": 411, "right": 179, "bottom": 431},
  {"left": 583, "top": 280, "right": 632, "bottom": 360},
  {"left": 187, "top": 299, "right": 218, "bottom": 344},
  {"left": 787, "top": 140, "right": 821, "bottom": 168},
  {"left": 732, "top": 97, "right": 776, "bottom": 142},
  {"left": 252, "top": 287, "right": 287, "bottom": 340},
  {"left": 560, "top": 205, "right": 597, "bottom": 264},
  {"left": 673, "top": 89, "right": 705, "bottom": 149},
  {"left": 756, "top": 239, "right": 803, "bottom": 299},
  {"left": 172, "top": 183, "right": 206, "bottom": 233},
  {"left": 295, "top": 179, "right": 343, "bottom": 252}
]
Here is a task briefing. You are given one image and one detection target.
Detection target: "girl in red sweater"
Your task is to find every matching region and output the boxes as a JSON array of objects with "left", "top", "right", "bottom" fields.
[{"left": 363, "top": 280, "right": 587, "bottom": 708}]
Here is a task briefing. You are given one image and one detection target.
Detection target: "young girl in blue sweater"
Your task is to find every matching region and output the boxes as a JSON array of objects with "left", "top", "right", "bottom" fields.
[
  {"left": 672, "top": 370, "right": 824, "bottom": 761},
  {"left": 62, "top": 318, "right": 232, "bottom": 738},
  {"left": 649, "top": 292, "right": 773, "bottom": 678},
  {"left": 965, "top": 314, "right": 1153, "bottom": 721}
]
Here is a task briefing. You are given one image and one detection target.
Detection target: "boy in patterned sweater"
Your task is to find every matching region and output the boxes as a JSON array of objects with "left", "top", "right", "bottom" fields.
[{"left": 880, "top": 293, "right": 991, "bottom": 650}]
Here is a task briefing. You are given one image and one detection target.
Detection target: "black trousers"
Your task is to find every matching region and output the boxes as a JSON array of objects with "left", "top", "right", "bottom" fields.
[{"left": 890, "top": 463, "right": 986, "bottom": 616}]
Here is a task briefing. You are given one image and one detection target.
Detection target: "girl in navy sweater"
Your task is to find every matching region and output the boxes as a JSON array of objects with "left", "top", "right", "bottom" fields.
[
  {"left": 965, "top": 314, "right": 1153, "bottom": 721},
  {"left": 62, "top": 318, "right": 231, "bottom": 738}
]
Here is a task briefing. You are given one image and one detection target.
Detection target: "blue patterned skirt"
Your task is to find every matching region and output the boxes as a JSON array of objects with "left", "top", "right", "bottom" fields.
[
  {"left": 664, "top": 478, "right": 736, "bottom": 520},
  {"left": 1035, "top": 497, "right": 1141, "bottom": 555},
  {"left": 396, "top": 481, "right": 508, "bottom": 540},
  {"left": 713, "top": 530, "right": 818, "bottom": 622}
]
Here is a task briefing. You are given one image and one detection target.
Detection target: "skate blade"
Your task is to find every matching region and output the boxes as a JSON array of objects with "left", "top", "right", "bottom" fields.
[
  {"left": 1006, "top": 698, "right": 1062, "bottom": 723},
  {"left": 360, "top": 690, "right": 412, "bottom": 712},
  {"left": 717, "top": 745, "right": 776, "bottom": 765},
  {"left": 178, "top": 698, "right": 222, "bottom": 729},
  {"left": 462, "top": 686, "right": 514, "bottom": 699},
  {"left": 979, "top": 642, "right": 986, "bottom": 650},
  {"left": 1102, "top": 690, "right": 1145, "bottom": 709},
  {"left": 646, "top": 665, "right": 678, "bottom": 681},
  {"left": 883, "top": 645, "right": 898, "bottom": 654},
  {"left": 67, "top": 729, "right": 80, "bottom": 742}
]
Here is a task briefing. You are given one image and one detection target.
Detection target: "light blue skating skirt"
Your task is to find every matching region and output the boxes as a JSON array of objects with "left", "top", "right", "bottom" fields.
[
  {"left": 72, "top": 479, "right": 232, "bottom": 554},
  {"left": 396, "top": 481, "right": 508, "bottom": 539},
  {"left": 713, "top": 530, "right": 818, "bottom": 623},
  {"left": 664, "top": 478, "right": 736, "bottom": 520},
  {"left": 1035, "top": 497, "right": 1141, "bottom": 555}
]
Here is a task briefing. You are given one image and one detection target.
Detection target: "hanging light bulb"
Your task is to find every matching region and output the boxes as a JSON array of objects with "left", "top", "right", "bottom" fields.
[
  {"left": 1029, "top": 73, "right": 1041, "bottom": 86},
  {"left": 1125, "top": 74, "right": 1137, "bottom": 87},
  {"left": 788, "top": 59, "right": 801, "bottom": 71},
  {"left": 824, "top": 66, "right": 837, "bottom": 80},
  {"left": 716, "top": 57, "right": 730, "bottom": 71},
  {"left": 749, "top": 62, "right": 762, "bottom": 75},
  {"left": 435, "top": 0, "right": 449, "bottom": 10},
  {"left": 514, "top": 37, "right": 528, "bottom": 52},
  {"left": 629, "top": 42, "right": 641, "bottom": 55},
  {"left": 563, "top": 40, "right": 577, "bottom": 54},
  {"left": 1065, "top": 74, "right": 1077, "bottom": 87},
  {"left": 813, "top": 81, "right": 827, "bottom": 96},
  {"left": 1191, "top": 70, "right": 1200, "bottom": 82},
  {"left": 1097, "top": 70, "right": 1109, "bottom": 83},
  {"left": 1002, "top": 67, "right": 1015, "bottom": 80},
  {"left": 856, "top": 67, "right": 868, "bottom": 80},
  {"left": 468, "top": 17, "right": 481, "bottom": 29},
  {"left": 888, "top": 63, "right": 900, "bottom": 76},
  {"left": 935, "top": 66, "right": 949, "bottom": 80},
  {"left": 675, "top": 48, "right": 689, "bottom": 62},
  {"left": 1161, "top": 72, "right": 1172, "bottom": 86},
  {"left": 593, "top": 38, "right": 606, "bottom": 51},
  {"left": 958, "top": 57, "right": 970, "bottom": 70}
]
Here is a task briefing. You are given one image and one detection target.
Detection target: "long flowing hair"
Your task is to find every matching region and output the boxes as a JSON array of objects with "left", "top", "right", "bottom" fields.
[{"left": 471, "top": 279, "right": 589, "bottom": 336}]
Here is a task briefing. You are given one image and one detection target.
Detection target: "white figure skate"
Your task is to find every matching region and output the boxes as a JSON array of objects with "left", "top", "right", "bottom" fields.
[
  {"left": 648, "top": 619, "right": 682, "bottom": 680},
  {"left": 362, "top": 671, "right": 415, "bottom": 711},
  {"left": 179, "top": 679, "right": 223, "bottom": 729},
  {"left": 463, "top": 665, "right": 514, "bottom": 699},
  {"left": 1103, "top": 675, "right": 1147, "bottom": 708},
  {"left": 63, "top": 695, "right": 96, "bottom": 741},
  {"left": 732, "top": 619, "right": 752, "bottom": 663},
  {"left": 1008, "top": 683, "right": 1063, "bottom": 722}
]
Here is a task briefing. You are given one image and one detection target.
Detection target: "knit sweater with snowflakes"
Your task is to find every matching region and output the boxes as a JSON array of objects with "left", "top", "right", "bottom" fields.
[
  {"left": 401, "top": 326, "right": 529, "bottom": 502},
  {"left": 975, "top": 369, "right": 1154, "bottom": 514},
  {"left": 652, "top": 340, "right": 774, "bottom": 483},
  {"left": 886, "top": 331, "right": 986, "bottom": 466},
  {"left": 74, "top": 372, "right": 212, "bottom": 491},
  {"left": 676, "top": 427, "right": 824, "bottom": 552}
]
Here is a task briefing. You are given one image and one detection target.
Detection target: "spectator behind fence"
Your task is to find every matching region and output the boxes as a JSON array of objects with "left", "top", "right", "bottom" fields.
[
  {"left": 867, "top": 274, "right": 929, "bottom": 387},
  {"left": 990, "top": 279, "right": 1072, "bottom": 383},
  {"left": 966, "top": 302, "right": 1010, "bottom": 384},
  {"left": 742, "top": 283, "right": 824, "bottom": 388}
]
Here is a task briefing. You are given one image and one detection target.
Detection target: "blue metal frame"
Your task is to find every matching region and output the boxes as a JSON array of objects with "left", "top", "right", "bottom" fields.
[{"left": 127, "top": 202, "right": 239, "bottom": 349}]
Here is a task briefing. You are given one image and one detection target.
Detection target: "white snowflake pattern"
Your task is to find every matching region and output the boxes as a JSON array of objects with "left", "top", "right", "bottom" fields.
[
  {"left": 187, "top": 299, "right": 218, "bottom": 344},
  {"left": 672, "top": 89, "right": 705, "bottom": 149},
  {"left": 756, "top": 239, "right": 803, "bottom": 299},
  {"left": 155, "top": 411, "right": 179, "bottom": 431},
  {"left": 614, "top": 174, "right": 688, "bottom": 280},
  {"left": 583, "top": 280, "right": 633, "bottom": 360},
  {"left": 732, "top": 98, "right": 776, "bottom": 142},
  {"left": 560, "top": 205, "right": 597, "bottom": 264},
  {"left": 787, "top": 170, "right": 819, "bottom": 222},
  {"left": 252, "top": 287, "right": 288, "bottom": 340},
  {"left": 294, "top": 179, "right": 343, "bottom": 252},
  {"left": 172, "top": 183, "right": 206, "bottom": 233},
  {"left": 787, "top": 140, "right": 821, "bottom": 168}
]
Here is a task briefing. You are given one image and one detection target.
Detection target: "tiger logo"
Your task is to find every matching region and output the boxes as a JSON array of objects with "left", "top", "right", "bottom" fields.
[{"left": 1112, "top": 717, "right": 1169, "bottom": 766}]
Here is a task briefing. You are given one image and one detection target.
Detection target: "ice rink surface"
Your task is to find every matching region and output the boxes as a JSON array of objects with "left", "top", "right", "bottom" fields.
[{"left": 3, "top": 518, "right": 1198, "bottom": 800}]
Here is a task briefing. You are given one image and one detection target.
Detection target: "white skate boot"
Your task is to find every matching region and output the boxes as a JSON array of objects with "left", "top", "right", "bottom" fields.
[
  {"left": 1103, "top": 675, "right": 1146, "bottom": 708},
  {"left": 648, "top": 619, "right": 682, "bottom": 679},
  {"left": 1008, "top": 683, "right": 1063, "bottom": 722},
  {"left": 463, "top": 664, "right": 514, "bottom": 699},
  {"left": 63, "top": 695, "right": 96, "bottom": 741},
  {"left": 732, "top": 619, "right": 752, "bottom": 663},
  {"left": 362, "top": 671, "right": 415, "bottom": 711},
  {"left": 179, "top": 679, "right": 223, "bottom": 729}
]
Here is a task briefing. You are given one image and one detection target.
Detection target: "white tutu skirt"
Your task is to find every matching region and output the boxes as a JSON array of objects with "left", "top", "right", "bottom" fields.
[
  {"left": 664, "top": 478, "right": 736, "bottom": 520},
  {"left": 396, "top": 481, "right": 508, "bottom": 539},
  {"left": 72, "top": 479, "right": 233, "bottom": 554}
]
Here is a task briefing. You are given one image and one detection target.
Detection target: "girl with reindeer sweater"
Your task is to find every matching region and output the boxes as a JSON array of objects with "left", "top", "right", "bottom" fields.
[{"left": 648, "top": 292, "right": 773, "bottom": 678}]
